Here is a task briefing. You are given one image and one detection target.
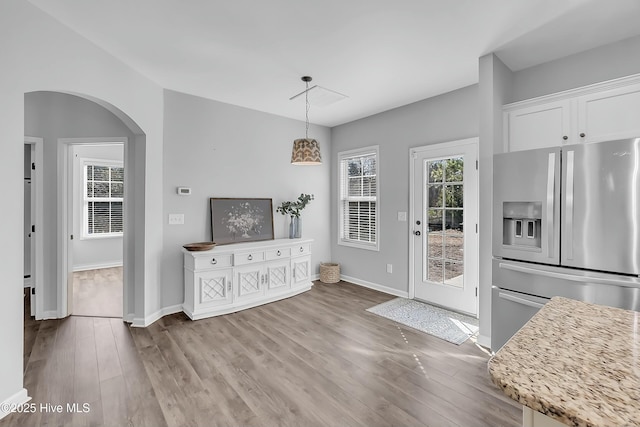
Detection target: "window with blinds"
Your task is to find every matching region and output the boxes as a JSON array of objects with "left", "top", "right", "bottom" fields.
[
  {"left": 83, "top": 161, "right": 124, "bottom": 237},
  {"left": 338, "top": 146, "right": 379, "bottom": 250}
]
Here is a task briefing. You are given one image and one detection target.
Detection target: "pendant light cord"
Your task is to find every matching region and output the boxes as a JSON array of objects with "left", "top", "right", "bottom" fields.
[{"left": 305, "top": 79, "right": 310, "bottom": 139}]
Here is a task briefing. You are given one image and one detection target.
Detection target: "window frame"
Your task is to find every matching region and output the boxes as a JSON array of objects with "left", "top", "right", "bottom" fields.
[
  {"left": 337, "top": 145, "right": 380, "bottom": 251},
  {"left": 81, "top": 158, "right": 124, "bottom": 240}
]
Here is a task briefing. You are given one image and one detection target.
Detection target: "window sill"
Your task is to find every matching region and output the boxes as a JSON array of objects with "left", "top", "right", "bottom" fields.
[
  {"left": 80, "top": 233, "right": 124, "bottom": 241},
  {"left": 338, "top": 240, "right": 379, "bottom": 252}
]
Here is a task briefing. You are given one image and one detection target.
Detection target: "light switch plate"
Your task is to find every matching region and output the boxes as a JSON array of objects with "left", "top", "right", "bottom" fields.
[
  {"left": 397, "top": 211, "right": 407, "bottom": 221},
  {"left": 168, "top": 214, "right": 184, "bottom": 225}
]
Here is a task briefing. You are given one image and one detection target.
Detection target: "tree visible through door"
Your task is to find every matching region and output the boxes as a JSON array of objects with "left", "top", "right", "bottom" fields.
[{"left": 426, "top": 157, "right": 464, "bottom": 287}]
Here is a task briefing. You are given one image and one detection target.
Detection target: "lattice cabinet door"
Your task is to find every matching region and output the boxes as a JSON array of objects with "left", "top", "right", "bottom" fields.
[
  {"left": 235, "top": 264, "right": 266, "bottom": 302},
  {"left": 265, "top": 260, "right": 291, "bottom": 294},
  {"left": 291, "top": 255, "right": 311, "bottom": 287},
  {"left": 196, "top": 269, "right": 233, "bottom": 309}
]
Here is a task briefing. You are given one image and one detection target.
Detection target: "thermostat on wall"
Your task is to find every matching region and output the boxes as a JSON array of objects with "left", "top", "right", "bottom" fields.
[{"left": 177, "top": 187, "right": 191, "bottom": 196}]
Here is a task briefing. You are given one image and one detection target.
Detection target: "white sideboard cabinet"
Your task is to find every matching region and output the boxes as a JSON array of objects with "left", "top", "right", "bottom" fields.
[
  {"left": 504, "top": 74, "right": 640, "bottom": 152},
  {"left": 183, "top": 238, "right": 313, "bottom": 320}
]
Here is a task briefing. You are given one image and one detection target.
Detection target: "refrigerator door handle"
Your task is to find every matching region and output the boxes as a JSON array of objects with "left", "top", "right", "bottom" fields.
[
  {"left": 566, "top": 150, "right": 575, "bottom": 260},
  {"left": 498, "top": 291, "right": 545, "bottom": 310},
  {"left": 546, "top": 152, "right": 556, "bottom": 259},
  {"left": 498, "top": 262, "right": 637, "bottom": 287}
]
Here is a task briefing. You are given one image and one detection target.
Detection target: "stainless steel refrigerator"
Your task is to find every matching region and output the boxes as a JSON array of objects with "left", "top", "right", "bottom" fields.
[{"left": 491, "top": 138, "right": 640, "bottom": 351}]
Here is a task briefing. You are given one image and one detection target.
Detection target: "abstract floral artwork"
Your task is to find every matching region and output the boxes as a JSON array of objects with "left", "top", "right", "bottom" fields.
[{"left": 210, "top": 198, "right": 274, "bottom": 245}]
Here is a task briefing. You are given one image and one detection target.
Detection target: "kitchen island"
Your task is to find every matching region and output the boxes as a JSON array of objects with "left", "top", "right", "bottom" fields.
[{"left": 488, "top": 296, "right": 640, "bottom": 427}]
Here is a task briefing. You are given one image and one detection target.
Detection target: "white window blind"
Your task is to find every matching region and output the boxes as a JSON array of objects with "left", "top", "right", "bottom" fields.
[
  {"left": 338, "top": 146, "right": 379, "bottom": 250},
  {"left": 83, "top": 161, "right": 124, "bottom": 237}
]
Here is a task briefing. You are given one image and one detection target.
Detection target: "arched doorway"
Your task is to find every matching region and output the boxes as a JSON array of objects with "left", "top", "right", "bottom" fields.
[{"left": 24, "top": 91, "right": 146, "bottom": 322}]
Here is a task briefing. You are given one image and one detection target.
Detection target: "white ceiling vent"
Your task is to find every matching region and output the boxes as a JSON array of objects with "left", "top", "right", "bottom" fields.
[{"left": 289, "top": 85, "right": 348, "bottom": 107}]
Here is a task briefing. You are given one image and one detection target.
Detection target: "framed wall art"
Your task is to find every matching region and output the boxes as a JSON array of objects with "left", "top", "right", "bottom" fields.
[{"left": 210, "top": 198, "right": 274, "bottom": 245}]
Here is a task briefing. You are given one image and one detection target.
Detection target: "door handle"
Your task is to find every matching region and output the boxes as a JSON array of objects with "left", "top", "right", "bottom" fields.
[
  {"left": 414, "top": 230, "right": 421, "bottom": 236},
  {"left": 546, "top": 152, "right": 555, "bottom": 259},
  {"left": 498, "top": 291, "right": 545, "bottom": 309},
  {"left": 565, "top": 150, "right": 575, "bottom": 260}
]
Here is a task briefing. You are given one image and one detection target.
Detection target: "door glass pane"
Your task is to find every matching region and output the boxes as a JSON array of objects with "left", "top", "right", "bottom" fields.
[
  {"left": 427, "top": 209, "right": 442, "bottom": 231},
  {"left": 427, "top": 230, "right": 442, "bottom": 258},
  {"left": 425, "top": 157, "right": 464, "bottom": 287},
  {"left": 445, "top": 185, "right": 463, "bottom": 208},
  {"left": 444, "top": 209, "right": 463, "bottom": 231},
  {"left": 444, "top": 261, "right": 464, "bottom": 287},
  {"left": 444, "top": 157, "right": 463, "bottom": 182},
  {"left": 428, "top": 259, "right": 443, "bottom": 283},
  {"left": 428, "top": 185, "right": 443, "bottom": 208},
  {"left": 428, "top": 160, "right": 444, "bottom": 183},
  {"left": 444, "top": 232, "right": 463, "bottom": 261}
]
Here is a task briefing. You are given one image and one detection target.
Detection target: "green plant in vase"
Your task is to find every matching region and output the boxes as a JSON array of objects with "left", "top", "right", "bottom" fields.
[{"left": 276, "top": 193, "right": 314, "bottom": 238}]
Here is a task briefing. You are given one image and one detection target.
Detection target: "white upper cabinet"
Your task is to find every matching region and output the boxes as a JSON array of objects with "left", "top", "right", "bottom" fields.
[
  {"left": 577, "top": 83, "right": 640, "bottom": 143},
  {"left": 504, "top": 75, "right": 640, "bottom": 152},
  {"left": 504, "top": 100, "right": 572, "bottom": 152}
]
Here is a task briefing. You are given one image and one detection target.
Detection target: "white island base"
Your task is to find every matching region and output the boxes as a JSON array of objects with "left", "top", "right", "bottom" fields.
[
  {"left": 523, "top": 406, "right": 567, "bottom": 427},
  {"left": 183, "top": 238, "right": 313, "bottom": 320}
]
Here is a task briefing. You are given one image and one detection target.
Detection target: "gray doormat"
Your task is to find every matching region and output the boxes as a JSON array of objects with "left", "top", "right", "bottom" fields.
[{"left": 366, "top": 298, "right": 479, "bottom": 345}]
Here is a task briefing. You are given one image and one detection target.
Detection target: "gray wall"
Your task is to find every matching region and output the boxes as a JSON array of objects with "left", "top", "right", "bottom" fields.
[
  {"left": 24, "top": 92, "right": 135, "bottom": 312},
  {"left": 161, "top": 90, "right": 332, "bottom": 308},
  {"left": 2, "top": 0, "right": 164, "bottom": 407},
  {"left": 330, "top": 85, "right": 478, "bottom": 294},
  {"left": 477, "top": 54, "right": 514, "bottom": 346},
  {"left": 71, "top": 144, "right": 125, "bottom": 271},
  {"left": 510, "top": 34, "right": 640, "bottom": 102}
]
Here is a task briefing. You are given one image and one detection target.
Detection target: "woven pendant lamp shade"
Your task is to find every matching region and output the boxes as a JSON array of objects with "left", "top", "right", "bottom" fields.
[
  {"left": 291, "top": 138, "right": 322, "bottom": 165},
  {"left": 291, "top": 76, "right": 322, "bottom": 165}
]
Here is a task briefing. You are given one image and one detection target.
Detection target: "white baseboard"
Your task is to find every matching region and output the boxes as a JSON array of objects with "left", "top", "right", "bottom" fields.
[
  {"left": 131, "top": 304, "right": 183, "bottom": 328},
  {"left": 73, "top": 261, "right": 123, "bottom": 272},
  {"left": 0, "top": 388, "right": 31, "bottom": 420},
  {"left": 340, "top": 274, "right": 409, "bottom": 298}
]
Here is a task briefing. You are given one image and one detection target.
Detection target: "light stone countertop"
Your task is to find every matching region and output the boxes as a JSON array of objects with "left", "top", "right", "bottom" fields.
[{"left": 488, "top": 296, "right": 640, "bottom": 427}]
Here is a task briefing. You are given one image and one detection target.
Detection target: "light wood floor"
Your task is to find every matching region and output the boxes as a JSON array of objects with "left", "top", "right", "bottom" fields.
[
  {"left": 6, "top": 281, "right": 521, "bottom": 427},
  {"left": 72, "top": 267, "right": 123, "bottom": 318}
]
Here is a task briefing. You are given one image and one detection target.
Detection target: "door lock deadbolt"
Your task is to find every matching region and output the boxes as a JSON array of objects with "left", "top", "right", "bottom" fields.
[{"left": 416, "top": 220, "right": 421, "bottom": 225}]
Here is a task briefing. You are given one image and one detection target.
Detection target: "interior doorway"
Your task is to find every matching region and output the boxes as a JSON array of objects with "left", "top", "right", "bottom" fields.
[
  {"left": 61, "top": 139, "right": 126, "bottom": 318},
  {"left": 409, "top": 138, "right": 479, "bottom": 316}
]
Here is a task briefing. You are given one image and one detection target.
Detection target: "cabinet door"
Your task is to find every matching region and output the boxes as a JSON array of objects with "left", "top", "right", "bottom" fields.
[
  {"left": 265, "top": 260, "right": 291, "bottom": 294},
  {"left": 505, "top": 100, "right": 571, "bottom": 152},
  {"left": 235, "top": 264, "right": 265, "bottom": 302},
  {"left": 291, "top": 255, "right": 311, "bottom": 287},
  {"left": 195, "top": 269, "right": 233, "bottom": 309},
  {"left": 578, "top": 83, "right": 640, "bottom": 143}
]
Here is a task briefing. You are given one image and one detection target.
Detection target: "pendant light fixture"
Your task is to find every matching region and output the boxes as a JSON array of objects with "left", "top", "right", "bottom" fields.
[{"left": 291, "top": 76, "right": 322, "bottom": 165}]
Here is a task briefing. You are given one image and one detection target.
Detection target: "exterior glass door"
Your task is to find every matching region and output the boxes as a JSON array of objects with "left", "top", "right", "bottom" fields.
[{"left": 412, "top": 140, "right": 478, "bottom": 315}]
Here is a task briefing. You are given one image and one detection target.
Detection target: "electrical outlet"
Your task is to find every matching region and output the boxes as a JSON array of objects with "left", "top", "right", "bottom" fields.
[
  {"left": 168, "top": 214, "right": 184, "bottom": 225},
  {"left": 386, "top": 264, "right": 393, "bottom": 274}
]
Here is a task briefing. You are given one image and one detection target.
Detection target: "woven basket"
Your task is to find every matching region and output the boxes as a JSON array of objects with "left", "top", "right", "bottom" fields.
[{"left": 320, "top": 263, "right": 341, "bottom": 284}]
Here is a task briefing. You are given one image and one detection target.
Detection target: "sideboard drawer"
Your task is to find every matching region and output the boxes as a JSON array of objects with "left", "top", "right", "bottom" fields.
[
  {"left": 194, "top": 254, "right": 233, "bottom": 270},
  {"left": 293, "top": 244, "right": 311, "bottom": 256},
  {"left": 234, "top": 251, "right": 265, "bottom": 265},
  {"left": 266, "top": 247, "right": 291, "bottom": 260}
]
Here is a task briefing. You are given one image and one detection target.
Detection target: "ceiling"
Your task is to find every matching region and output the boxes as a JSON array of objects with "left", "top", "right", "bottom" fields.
[{"left": 27, "top": 0, "right": 640, "bottom": 127}]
